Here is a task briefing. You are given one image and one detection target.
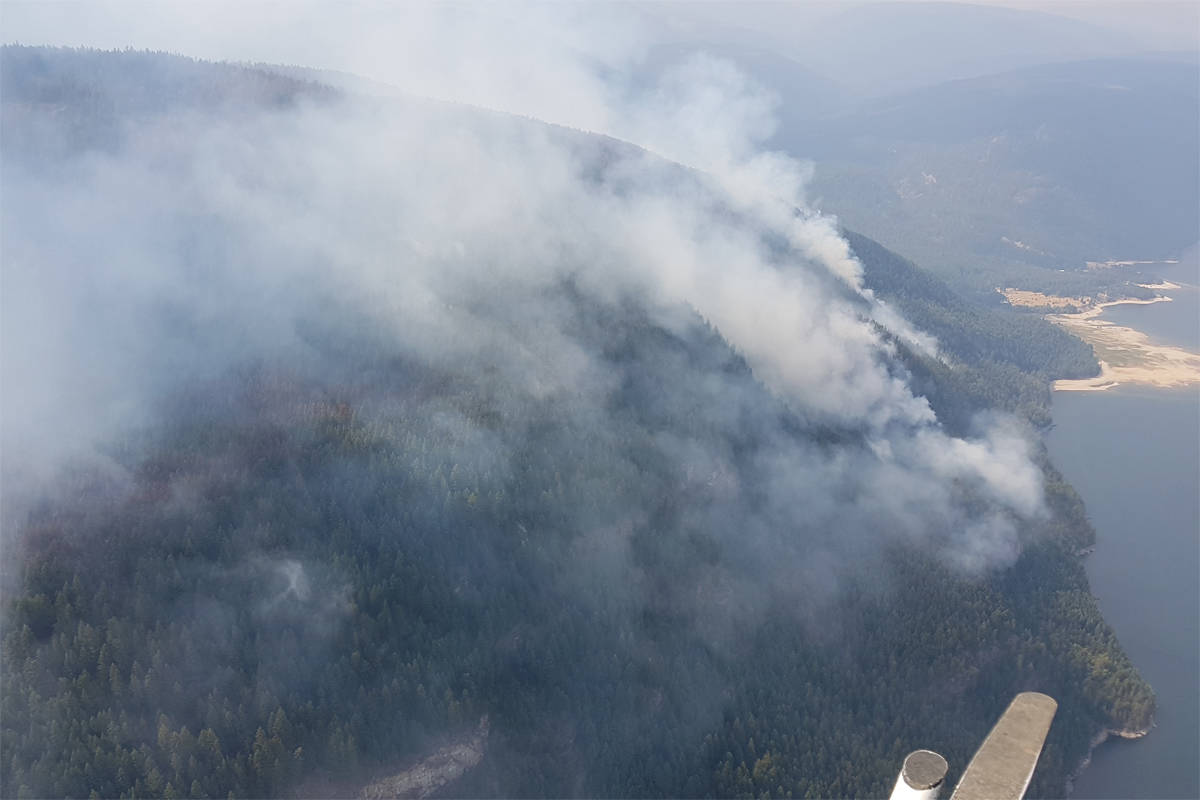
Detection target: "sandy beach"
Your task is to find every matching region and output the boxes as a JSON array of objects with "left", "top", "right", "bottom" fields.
[
  {"left": 1046, "top": 297, "right": 1200, "bottom": 392},
  {"left": 999, "top": 288, "right": 1200, "bottom": 391}
]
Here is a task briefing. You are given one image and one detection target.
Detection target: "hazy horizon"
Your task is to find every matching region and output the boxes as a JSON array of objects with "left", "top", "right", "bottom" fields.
[{"left": 2, "top": 2, "right": 1195, "bottom": 119}]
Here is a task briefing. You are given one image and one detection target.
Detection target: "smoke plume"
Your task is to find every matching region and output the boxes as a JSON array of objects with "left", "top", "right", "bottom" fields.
[{"left": 1, "top": 6, "right": 1045, "bottom": 600}]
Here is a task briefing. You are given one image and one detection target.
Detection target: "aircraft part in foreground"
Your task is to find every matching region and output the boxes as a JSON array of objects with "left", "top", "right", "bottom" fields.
[
  {"left": 890, "top": 749, "right": 948, "bottom": 800},
  {"left": 889, "top": 693, "right": 1058, "bottom": 800}
]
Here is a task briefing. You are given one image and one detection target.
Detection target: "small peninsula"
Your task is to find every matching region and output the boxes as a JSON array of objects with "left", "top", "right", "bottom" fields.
[{"left": 999, "top": 288, "right": 1200, "bottom": 391}]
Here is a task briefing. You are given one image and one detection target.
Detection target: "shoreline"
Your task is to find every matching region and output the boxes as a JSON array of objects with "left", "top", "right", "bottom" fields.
[
  {"left": 1064, "top": 294, "right": 1172, "bottom": 320},
  {"left": 1047, "top": 258, "right": 1195, "bottom": 798},
  {"left": 1066, "top": 724, "right": 1152, "bottom": 798},
  {"left": 1044, "top": 295, "right": 1200, "bottom": 392},
  {"left": 1070, "top": 724, "right": 1152, "bottom": 796}
]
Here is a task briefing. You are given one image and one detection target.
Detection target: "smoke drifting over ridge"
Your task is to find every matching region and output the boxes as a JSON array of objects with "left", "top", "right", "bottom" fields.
[{"left": 1, "top": 6, "right": 1043, "bottom": 590}]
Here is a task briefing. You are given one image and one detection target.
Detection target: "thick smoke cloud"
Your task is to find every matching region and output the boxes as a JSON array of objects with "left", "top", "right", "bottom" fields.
[{"left": 1, "top": 6, "right": 1044, "bottom": 597}]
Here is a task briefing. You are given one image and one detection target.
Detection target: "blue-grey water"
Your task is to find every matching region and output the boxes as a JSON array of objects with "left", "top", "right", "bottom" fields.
[
  {"left": 1100, "top": 250, "right": 1199, "bottom": 351},
  {"left": 1046, "top": 257, "right": 1200, "bottom": 798}
]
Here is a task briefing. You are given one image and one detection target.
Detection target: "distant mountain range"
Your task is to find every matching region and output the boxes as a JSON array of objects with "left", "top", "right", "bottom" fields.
[
  {"left": 615, "top": 2, "right": 1197, "bottom": 302},
  {"left": 643, "top": 46, "right": 1199, "bottom": 301},
  {"left": 801, "top": 57, "right": 1198, "bottom": 296},
  {"left": 641, "top": 1, "right": 1186, "bottom": 95},
  {"left": 780, "top": 1, "right": 1169, "bottom": 96}
]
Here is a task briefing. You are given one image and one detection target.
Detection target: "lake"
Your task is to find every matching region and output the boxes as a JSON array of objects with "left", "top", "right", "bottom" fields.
[
  {"left": 1046, "top": 255, "right": 1200, "bottom": 799},
  {"left": 1101, "top": 253, "right": 1199, "bottom": 351}
]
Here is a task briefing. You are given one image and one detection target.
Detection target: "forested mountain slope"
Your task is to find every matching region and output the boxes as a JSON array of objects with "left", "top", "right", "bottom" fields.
[
  {"left": 850, "top": 230, "right": 1098, "bottom": 431},
  {"left": 0, "top": 47, "right": 1150, "bottom": 799}
]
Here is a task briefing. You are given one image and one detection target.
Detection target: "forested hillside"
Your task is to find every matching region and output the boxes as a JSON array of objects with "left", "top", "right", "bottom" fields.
[
  {"left": 850, "top": 231, "right": 1099, "bottom": 430},
  {"left": 0, "top": 47, "right": 1151, "bottom": 799}
]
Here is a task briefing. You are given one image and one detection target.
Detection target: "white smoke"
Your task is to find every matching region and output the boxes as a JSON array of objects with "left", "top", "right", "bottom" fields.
[{"left": 2, "top": 4, "right": 1044, "bottom": 578}]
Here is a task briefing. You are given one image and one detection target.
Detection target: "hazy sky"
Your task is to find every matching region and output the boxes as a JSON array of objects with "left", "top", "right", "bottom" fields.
[
  {"left": 978, "top": 0, "right": 1199, "bottom": 48},
  {"left": 2, "top": 1, "right": 1195, "bottom": 83}
]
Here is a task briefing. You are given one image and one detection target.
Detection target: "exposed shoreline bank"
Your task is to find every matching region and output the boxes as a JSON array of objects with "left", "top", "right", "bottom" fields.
[
  {"left": 999, "top": 288, "right": 1200, "bottom": 391},
  {"left": 1049, "top": 295, "right": 1200, "bottom": 391}
]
